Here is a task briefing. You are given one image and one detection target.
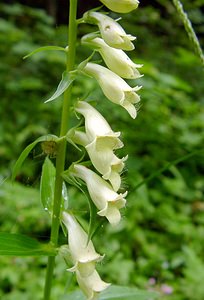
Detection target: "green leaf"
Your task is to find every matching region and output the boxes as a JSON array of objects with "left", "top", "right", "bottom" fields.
[
  {"left": 40, "top": 157, "right": 56, "bottom": 212},
  {"left": 45, "top": 71, "right": 75, "bottom": 103},
  {"left": 100, "top": 285, "right": 159, "bottom": 299},
  {"left": 23, "top": 45, "right": 66, "bottom": 59},
  {"left": 63, "top": 286, "right": 158, "bottom": 300},
  {"left": 0, "top": 233, "right": 57, "bottom": 256},
  {"left": 12, "top": 134, "right": 58, "bottom": 180},
  {"left": 62, "top": 290, "right": 85, "bottom": 300}
]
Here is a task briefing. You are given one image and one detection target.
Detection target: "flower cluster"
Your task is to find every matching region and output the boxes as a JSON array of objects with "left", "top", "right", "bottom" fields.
[{"left": 62, "top": 1, "right": 141, "bottom": 299}]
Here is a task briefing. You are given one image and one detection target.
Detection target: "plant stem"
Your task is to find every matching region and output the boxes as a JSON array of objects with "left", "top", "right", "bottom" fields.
[
  {"left": 172, "top": 0, "right": 204, "bottom": 67},
  {"left": 43, "top": 1, "right": 78, "bottom": 299}
]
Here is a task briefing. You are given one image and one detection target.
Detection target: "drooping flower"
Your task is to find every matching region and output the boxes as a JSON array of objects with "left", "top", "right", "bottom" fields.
[
  {"left": 73, "top": 101, "right": 126, "bottom": 191},
  {"left": 69, "top": 164, "right": 127, "bottom": 225},
  {"left": 62, "top": 212, "right": 110, "bottom": 299},
  {"left": 86, "top": 139, "right": 127, "bottom": 191},
  {"left": 83, "top": 11, "right": 136, "bottom": 51},
  {"left": 81, "top": 34, "right": 142, "bottom": 79},
  {"left": 71, "top": 129, "right": 127, "bottom": 191},
  {"left": 76, "top": 269, "right": 110, "bottom": 300},
  {"left": 62, "top": 212, "right": 103, "bottom": 272},
  {"left": 99, "top": 0, "right": 139, "bottom": 13},
  {"left": 82, "top": 63, "right": 141, "bottom": 119},
  {"left": 75, "top": 101, "right": 123, "bottom": 147}
]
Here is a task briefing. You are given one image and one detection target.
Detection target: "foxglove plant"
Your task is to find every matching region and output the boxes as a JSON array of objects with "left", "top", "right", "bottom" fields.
[{"left": 11, "top": 0, "right": 147, "bottom": 299}]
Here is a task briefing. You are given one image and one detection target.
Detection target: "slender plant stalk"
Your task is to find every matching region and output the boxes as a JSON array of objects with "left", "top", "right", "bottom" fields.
[
  {"left": 172, "top": 0, "right": 204, "bottom": 67},
  {"left": 43, "top": 1, "right": 78, "bottom": 299},
  {"left": 132, "top": 149, "right": 204, "bottom": 192}
]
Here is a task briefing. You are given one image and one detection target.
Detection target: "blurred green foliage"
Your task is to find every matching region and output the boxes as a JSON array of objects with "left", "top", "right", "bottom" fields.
[{"left": 0, "top": 2, "right": 204, "bottom": 299}]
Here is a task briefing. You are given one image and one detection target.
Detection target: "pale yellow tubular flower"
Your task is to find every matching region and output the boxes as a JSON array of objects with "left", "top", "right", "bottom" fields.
[
  {"left": 86, "top": 139, "right": 127, "bottom": 191},
  {"left": 75, "top": 101, "right": 123, "bottom": 145},
  {"left": 83, "top": 11, "right": 136, "bottom": 51},
  {"left": 71, "top": 129, "right": 126, "bottom": 191},
  {"left": 73, "top": 102, "right": 126, "bottom": 190},
  {"left": 62, "top": 212, "right": 103, "bottom": 272},
  {"left": 81, "top": 35, "right": 142, "bottom": 79},
  {"left": 76, "top": 269, "right": 110, "bottom": 300},
  {"left": 83, "top": 63, "right": 141, "bottom": 119},
  {"left": 71, "top": 164, "right": 127, "bottom": 225}
]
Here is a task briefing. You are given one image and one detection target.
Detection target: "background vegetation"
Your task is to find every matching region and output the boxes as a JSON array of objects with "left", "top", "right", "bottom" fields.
[{"left": 0, "top": 1, "right": 204, "bottom": 299}]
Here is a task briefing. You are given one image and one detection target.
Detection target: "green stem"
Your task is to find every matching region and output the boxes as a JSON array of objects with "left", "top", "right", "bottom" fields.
[
  {"left": 43, "top": 1, "right": 78, "bottom": 299},
  {"left": 131, "top": 149, "right": 204, "bottom": 192},
  {"left": 172, "top": 0, "right": 204, "bottom": 67}
]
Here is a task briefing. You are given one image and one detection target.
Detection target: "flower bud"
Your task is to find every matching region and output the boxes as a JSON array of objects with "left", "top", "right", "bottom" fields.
[
  {"left": 83, "top": 11, "right": 135, "bottom": 51},
  {"left": 70, "top": 164, "right": 127, "bottom": 225},
  {"left": 82, "top": 35, "right": 142, "bottom": 79},
  {"left": 83, "top": 63, "right": 141, "bottom": 119},
  {"left": 100, "top": 0, "right": 139, "bottom": 13}
]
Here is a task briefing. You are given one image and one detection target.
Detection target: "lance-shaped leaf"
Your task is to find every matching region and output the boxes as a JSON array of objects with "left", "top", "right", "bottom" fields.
[
  {"left": 0, "top": 233, "right": 57, "bottom": 256},
  {"left": 40, "top": 157, "right": 56, "bottom": 212},
  {"left": 23, "top": 45, "right": 66, "bottom": 59},
  {"left": 40, "top": 157, "right": 69, "bottom": 213},
  {"left": 63, "top": 285, "right": 158, "bottom": 300},
  {"left": 12, "top": 134, "right": 58, "bottom": 180},
  {"left": 45, "top": 71, "right": 76, "bottom": 103},
  {"left": 100, "top": 285, "right": 159, "bottom": 299}
]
